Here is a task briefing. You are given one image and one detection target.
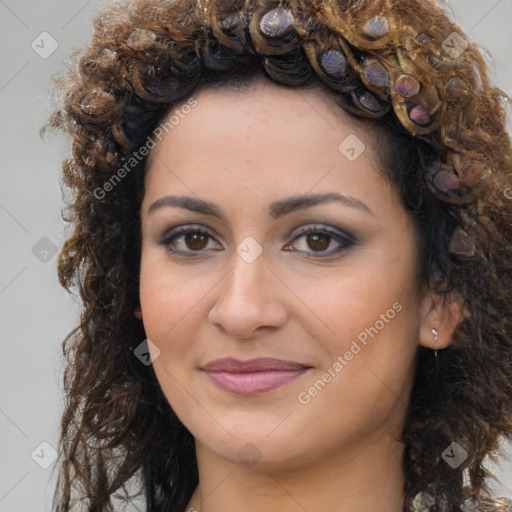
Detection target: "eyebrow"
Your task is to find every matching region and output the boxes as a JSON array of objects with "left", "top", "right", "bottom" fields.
[{"left": 147, "top": 192, "right": 374, "bottom": 220}]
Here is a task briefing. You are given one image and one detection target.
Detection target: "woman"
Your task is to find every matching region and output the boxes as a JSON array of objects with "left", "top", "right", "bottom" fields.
[{"left": 43, "top": 0, "right": 512, "bottom": 510}]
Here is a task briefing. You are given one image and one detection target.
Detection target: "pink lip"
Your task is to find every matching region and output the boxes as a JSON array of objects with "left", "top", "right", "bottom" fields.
[{"left": 200, "top": 358, "right": 311, "bottom": 395}]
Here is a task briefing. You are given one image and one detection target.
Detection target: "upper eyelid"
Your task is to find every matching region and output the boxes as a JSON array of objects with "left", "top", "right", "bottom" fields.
[
  {"left": 160, "top": 223, "right": 354, "bottom": 251},
  {"left": 291, "top": 224, "right": 354, "bottom": 240},
  {"left": 161, "top": 222, "right": 350, "bottom": 239}
]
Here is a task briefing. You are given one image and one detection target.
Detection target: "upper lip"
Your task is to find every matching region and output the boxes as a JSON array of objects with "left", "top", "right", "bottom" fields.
[{"left": 201, "top": 357, "right": 311, "bottom": 373}]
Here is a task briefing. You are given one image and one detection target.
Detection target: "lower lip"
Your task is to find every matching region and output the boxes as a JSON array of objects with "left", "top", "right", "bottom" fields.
[{"left": 202, "top": 369, "right": 308, "bottom": 395}]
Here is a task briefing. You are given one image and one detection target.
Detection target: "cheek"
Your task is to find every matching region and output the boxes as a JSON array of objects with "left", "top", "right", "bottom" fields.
[
  {"left": 139, "top": 252, "right": 209, "bottom": 343},
  {"left": 290, "top": 253, "right": 420, "bottom": 410},
  {"left": 288, "top": 252, "right": 417, "bottom": 355},
  {"left": 138, "top": 257, "right": 207, "bottom": 413},
  {"left": 297, "top": 275, "right": 419, "bottom": 429}
]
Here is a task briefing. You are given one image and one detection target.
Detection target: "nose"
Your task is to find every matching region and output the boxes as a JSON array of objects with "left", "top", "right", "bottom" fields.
[{"left": 208, "top": 248, "right": 289, "bottom": 340}]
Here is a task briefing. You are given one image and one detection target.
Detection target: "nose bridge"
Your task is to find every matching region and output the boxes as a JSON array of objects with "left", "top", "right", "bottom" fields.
[
  {"left": 208, "top": 241, "right": 288, "bottom": 337},
  {"left": 224, "top": 243, "right": 269, "bottom": 304}
]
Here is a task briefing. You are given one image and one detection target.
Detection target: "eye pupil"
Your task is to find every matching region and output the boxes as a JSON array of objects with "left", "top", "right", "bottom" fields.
[
  {"left": 308, "top": 233, "right": 330, "bottom": 251},
  {"left": 186, "top": 232, "right": 208, "bottom": 250}
]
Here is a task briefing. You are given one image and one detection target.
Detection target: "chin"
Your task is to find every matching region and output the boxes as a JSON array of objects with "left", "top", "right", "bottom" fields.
[{"left": 197, "top": 430, "right": 315, "bottom": 472}]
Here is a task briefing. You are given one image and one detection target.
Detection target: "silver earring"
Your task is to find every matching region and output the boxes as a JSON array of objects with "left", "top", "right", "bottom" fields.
[{"left": 431, "top": 328, "right": 438, "bottom": 358}]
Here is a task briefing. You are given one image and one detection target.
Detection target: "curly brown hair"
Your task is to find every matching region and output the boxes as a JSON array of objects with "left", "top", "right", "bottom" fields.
[{"left": 42, "top": 0, "right": 512, "bottom": 510}]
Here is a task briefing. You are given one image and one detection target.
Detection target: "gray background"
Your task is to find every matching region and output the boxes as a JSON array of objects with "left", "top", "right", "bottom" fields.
[{"left": 0, "top": 0, "right": 511, "bottom": 510}]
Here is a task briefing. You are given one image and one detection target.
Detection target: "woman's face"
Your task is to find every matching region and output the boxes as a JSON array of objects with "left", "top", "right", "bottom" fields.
[{"left": 139, "top": 80, "right": 432, "bottom": 472}]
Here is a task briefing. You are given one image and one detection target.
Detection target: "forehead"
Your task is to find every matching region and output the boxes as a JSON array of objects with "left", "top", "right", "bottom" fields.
[{"left": 145, "top": 81, "right": 382, "bottom": 182}]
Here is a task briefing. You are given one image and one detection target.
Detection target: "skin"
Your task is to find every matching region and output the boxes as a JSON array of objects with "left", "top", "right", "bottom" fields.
[{"left": 138, "top": 80, "right": 465, "bottom": 512}]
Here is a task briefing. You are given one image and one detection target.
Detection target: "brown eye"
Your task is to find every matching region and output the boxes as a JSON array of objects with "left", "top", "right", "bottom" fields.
[
  {"left": 306, "top": 232, "right": 331, "bottom": 251},
  {"left": 183, "top": 232, "right": 209, "bottom": 251},
  {"left": 285, "top": 225, "right": 356, "bottom": 258},
  {"left": 160, "top": 225, "right": 222, "bottom": 256}
]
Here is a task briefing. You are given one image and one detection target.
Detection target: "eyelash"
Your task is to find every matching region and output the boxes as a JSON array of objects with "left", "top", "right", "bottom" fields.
[{"left": 159, "top": 224, "right": 356, "bottom": 259}]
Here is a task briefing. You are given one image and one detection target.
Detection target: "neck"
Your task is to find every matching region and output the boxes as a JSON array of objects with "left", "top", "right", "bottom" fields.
[{"left": 185, "top": 430, "right": 406, "bottom": 512}]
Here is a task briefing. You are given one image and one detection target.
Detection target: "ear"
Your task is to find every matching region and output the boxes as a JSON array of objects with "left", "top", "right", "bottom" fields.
[{"left": 418, "top": 286, "right": 469, "bottom": 350}]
